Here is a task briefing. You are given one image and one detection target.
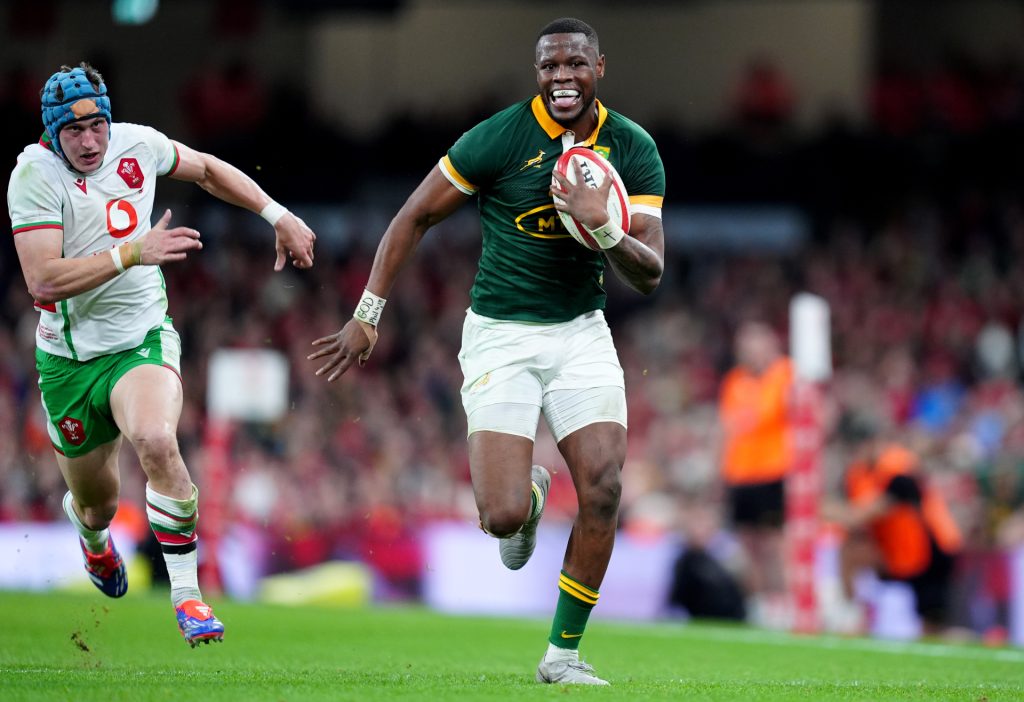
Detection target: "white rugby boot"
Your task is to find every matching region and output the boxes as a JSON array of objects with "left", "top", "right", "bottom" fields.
[
  {"left": 499, "top": 465, "right": 550, "bottom": 570},
  {"left": 536, "top": 649, "right": 609, "bottom": 685}
]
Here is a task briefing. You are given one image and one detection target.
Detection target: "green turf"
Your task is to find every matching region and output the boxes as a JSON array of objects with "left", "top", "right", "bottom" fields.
[{"left": 0, "top": 590, "right": 1020, "bottom": 701}]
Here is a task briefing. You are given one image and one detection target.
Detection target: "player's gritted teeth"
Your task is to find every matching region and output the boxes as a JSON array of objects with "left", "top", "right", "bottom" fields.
[{"left": 551, "top": 89, "right": 580, "bottom": 111}]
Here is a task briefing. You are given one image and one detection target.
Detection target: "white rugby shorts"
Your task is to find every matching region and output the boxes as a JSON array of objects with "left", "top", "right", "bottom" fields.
[{"left": 458, "top": 308, "right": 627, "bottom": 442}]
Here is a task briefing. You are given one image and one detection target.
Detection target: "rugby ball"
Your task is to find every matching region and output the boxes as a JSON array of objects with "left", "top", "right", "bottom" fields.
[{"left": 552, "top": 147, "right": 630, "bottom": 251}]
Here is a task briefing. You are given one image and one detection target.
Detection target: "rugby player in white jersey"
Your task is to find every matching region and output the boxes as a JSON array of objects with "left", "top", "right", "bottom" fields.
[{"left": 6, "top": 63, "right": 315, "bottom": 646}]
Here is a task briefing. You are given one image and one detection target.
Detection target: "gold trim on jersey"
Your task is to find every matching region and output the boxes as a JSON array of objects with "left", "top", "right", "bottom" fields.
[
  {"left": 630, "top": 195, "right": 664, "bottom": 208},
  {"left": 530, "top": 95, "right": 608, "bottom": 145},
  {"left": 514, "top": 203, "right": 571, "bottom": 239},
  {"left": 439, "top": 155, "right": 477, "bottom": 194}
]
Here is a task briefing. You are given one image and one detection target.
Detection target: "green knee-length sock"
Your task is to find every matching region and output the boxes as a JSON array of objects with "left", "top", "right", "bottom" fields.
[{"left": 548, "top": 570, "right": 599, "bottom": 650}]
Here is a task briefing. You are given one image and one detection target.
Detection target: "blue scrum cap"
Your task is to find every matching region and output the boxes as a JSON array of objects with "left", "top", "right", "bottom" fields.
[{"left": 40, "top": 65, "right": 111, "bottom": 158}]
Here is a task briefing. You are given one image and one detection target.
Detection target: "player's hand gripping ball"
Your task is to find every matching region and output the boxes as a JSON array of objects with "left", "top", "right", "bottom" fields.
[{"left": 552, "top": 147, "right": 630, "bottom": 251}]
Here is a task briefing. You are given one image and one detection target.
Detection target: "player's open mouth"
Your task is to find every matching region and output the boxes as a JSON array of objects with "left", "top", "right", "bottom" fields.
[{"left": 551, "top": 90, "right": 580, "bottom": 110}]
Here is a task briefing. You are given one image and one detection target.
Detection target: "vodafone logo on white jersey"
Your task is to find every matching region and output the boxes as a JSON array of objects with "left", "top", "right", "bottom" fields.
[{"left": 106, "top": 199, "right": 139, "bottom": 238}]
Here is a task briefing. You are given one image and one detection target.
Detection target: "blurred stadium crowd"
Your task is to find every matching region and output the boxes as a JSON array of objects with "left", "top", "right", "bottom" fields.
[{"left": 4, "top": 49, "right": 1024, "bottom": 634}]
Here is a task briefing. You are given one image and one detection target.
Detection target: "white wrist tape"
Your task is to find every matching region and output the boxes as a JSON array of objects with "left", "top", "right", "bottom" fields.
[
  {"left": 110, "top": 247, "right": 126, "bottom": 274},
  {"left": 259, "top": 201, "right": 288, "bottom": 226},
  {"left": 353, "top": 288, "right": 386, "bottom": 327},
  {"left": 584, "top": 218, "right": 626, "bottom": 249}
]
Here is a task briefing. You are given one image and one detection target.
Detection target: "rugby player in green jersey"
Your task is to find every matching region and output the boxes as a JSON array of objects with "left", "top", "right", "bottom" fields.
[{"left": 310, "top": 18, "right": 665, "bottom": 685}]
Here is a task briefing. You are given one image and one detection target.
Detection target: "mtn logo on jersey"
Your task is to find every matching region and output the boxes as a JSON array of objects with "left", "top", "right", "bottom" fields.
[
  {"left": 514, "top": 204, "right": 571, "bottom": 240},
  {"left": 59, "top": 416, "right": 86, "bottom": 446},
  {"left": 117, "top": 158, "right": 144, "bottom": 189}
]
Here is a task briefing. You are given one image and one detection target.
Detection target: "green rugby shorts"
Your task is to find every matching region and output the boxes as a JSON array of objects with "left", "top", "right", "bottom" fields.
[{"left": 36, "top": 319, "right": 182, "bottom": 457}]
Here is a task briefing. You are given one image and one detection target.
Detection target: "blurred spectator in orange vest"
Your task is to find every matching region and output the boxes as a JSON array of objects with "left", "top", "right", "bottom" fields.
[
  {"left": 828, "top": 416, "right": 963, "bottom": 636},
  {"left": 718, "top": 320, "right": 793, "bottom": 623}
]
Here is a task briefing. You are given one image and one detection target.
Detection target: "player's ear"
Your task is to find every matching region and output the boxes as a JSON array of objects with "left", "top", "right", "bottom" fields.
[{"left": 596, "top": 55, "right": 605, "bottom": 79}]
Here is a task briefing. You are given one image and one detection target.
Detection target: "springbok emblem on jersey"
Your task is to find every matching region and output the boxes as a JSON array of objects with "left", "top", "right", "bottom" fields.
[
  {"left": 117, "top": 158, "right": 144, "bottom": 189},
  {"left": 519, "top": 149, "right": 546, "bottom": 171}
]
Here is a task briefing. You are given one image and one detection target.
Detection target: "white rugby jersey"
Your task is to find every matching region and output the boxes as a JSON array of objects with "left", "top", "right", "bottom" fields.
[{"left": 7, "top": 122, "right": 180, "bottom": 361}]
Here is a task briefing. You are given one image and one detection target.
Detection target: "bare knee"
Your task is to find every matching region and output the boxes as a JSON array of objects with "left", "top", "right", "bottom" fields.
[
  {"left": 130, "top": 428, "right": 182, "bottom": 473},
  {"left": 479, "top": 499, "right": 532, "bottom": 538},
  {"left": 578, "top": 463, "right": 622, "bottom": 523}
]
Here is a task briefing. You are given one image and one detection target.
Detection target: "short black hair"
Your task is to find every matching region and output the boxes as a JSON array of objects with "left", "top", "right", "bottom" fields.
[{"left": 537, "top": 18, "right": 599, "bottom": 53}]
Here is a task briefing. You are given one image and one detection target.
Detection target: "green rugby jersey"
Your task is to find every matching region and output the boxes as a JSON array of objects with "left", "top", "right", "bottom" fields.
[{"left": 440, "top": 96, "right": 665, "bottom": 323}]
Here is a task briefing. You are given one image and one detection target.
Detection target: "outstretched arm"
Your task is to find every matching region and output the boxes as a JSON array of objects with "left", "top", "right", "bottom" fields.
[
  {"left": 308, "top": 165, "right": 470, "bottom": 380},
  {"left": 169, "top": 141, "right": 315, "bottom": 270}
]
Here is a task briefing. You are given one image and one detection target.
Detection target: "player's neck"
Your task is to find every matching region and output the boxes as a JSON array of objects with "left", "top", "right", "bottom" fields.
[{"left": 559, "top": 101, "right": 599, "bottom": 141}]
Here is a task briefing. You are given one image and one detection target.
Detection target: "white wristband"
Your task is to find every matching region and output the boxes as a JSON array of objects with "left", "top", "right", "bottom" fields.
[
  {"left": 584, "top": 218, "right": 626, "bottom": 249},
  {"left": 110, "top": 247, "right": 126, "bottom": 274},
  {"left": 353, "top": 288, "right": 387, "bottom": 327},
  {"left": 259, "top": 201, "right": 288, "bottom": 226}
]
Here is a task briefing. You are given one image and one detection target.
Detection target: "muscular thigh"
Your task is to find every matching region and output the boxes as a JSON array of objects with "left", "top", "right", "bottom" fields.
[
  {"left": 110, "top": 364, "right": 184, "bottom": 441},
  {"left": 468, "top": 429, "right": 536, "bottom": 504},
  {"left": 111, "top": 320, "right": 183, "bottom": 441}
]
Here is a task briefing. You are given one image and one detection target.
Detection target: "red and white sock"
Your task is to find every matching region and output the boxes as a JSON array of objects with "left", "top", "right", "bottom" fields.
[{"left": 146, "top": 483, "right": 202, "bottom": 607}]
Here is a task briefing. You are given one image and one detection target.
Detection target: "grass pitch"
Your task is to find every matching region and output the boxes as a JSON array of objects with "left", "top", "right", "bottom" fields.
[{"left": 0, "top": 590, "right": 1021, "bottom": 701}]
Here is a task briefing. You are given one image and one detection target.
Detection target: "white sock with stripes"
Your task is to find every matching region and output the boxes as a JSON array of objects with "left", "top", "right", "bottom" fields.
[{"left": 146, "top": 483, "right": 202, "bottom": 607}]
